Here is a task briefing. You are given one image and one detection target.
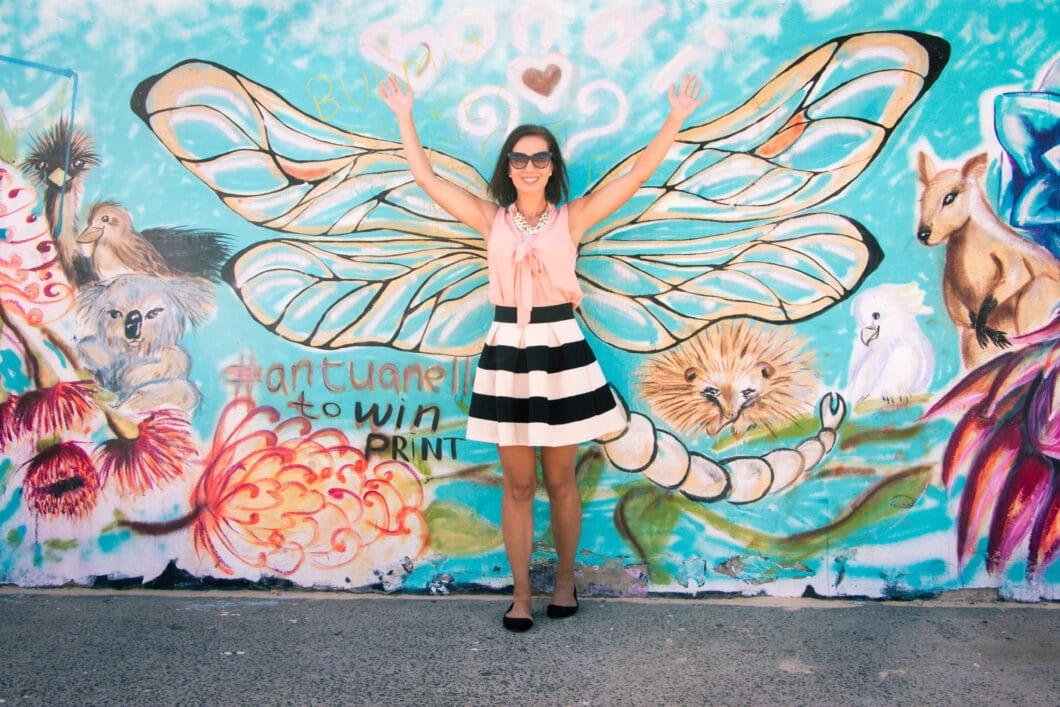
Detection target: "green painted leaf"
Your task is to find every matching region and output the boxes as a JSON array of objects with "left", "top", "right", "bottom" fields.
[
  {"left": 6, "top": 527, "right": 23, "bottom": 549},
  {"left": 675, "top": 465, "right": 933, "bottom": 562},
  {"left": 614, "top": 484, "right": 683, "bottom": 584},
  {"left": 424, "top": 500, "right": 502, "bottom": 556}
]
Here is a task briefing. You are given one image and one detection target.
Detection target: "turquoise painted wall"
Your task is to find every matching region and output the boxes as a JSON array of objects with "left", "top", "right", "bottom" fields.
[{"left": 1, "top": 0, "right": 1058, "bottom": 600}]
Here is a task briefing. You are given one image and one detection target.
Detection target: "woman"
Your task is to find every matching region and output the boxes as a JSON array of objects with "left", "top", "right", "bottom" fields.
[{"left": 380, "top": 74, "right": 706, "bottom": 631}]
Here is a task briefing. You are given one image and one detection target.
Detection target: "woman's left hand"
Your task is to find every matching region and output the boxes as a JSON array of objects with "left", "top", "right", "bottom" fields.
[{"left": 669, "top": 73, "right": 708, "bottom": 120}]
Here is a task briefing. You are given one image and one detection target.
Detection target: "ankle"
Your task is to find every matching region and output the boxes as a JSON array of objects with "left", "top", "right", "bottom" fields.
[
  {"left": 551, "top": 580, "right": 576, "bottom": 600},
  {"left": 553, "top": 574, "right": 575, "bottom": 590}
]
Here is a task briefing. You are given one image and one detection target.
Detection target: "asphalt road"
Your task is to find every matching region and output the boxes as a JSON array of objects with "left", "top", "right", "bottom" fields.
[{"left": 0, "top": 589, "right": 1057, "bottom": 705}]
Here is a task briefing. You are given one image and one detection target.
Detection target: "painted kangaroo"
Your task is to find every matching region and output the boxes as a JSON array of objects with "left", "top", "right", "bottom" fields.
[{"left": 916, "top": 152, "right": 1060, "bottom": 368}]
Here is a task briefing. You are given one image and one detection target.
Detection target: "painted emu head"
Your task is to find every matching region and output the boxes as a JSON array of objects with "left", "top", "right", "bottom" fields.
[{"left": 916, "top": 152, "right": 988, "bottom": 247}]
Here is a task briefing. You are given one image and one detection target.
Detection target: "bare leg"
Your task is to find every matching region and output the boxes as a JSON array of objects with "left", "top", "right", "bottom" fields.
[
  {"left": 541, "top": 444, "right": 580, "bottom": 607},
  {"left": 499, "top": 444, "right": 538, "bottom": 620}
]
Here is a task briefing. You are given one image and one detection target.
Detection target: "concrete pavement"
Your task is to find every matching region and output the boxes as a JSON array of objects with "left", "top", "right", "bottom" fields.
[{"left": 0, "top": 588, "right": 1057, "bottom": 705}]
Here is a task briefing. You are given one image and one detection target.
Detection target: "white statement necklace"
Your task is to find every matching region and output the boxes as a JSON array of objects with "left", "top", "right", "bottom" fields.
[{"left": 513, "top": 206, "right": 552, "bottom": 239}]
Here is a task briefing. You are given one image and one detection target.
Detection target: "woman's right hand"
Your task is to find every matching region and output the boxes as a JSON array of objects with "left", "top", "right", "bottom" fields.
[
  {"left": 379, "top": 76, "right": 414, "bottom": 117},
  {"left": 374, "top": 74, "right": 495, "bottom": 235}
]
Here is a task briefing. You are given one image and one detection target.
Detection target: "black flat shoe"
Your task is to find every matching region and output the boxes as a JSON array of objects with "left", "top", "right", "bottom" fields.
[
  {"left": 546, "top": 588, "right": 579, "bottom": 619},
  {"left": 502, "top": 603, "right": 533, "bottom": 632}
]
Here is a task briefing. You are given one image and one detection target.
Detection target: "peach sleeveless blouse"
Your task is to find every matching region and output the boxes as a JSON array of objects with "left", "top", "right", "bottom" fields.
[{"left": 485, "top": 204, "right": 582, "bottom": 326}]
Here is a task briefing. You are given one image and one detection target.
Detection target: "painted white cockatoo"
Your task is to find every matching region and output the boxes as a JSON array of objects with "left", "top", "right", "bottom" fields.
[{"left": 846, "top": 282, "right": 935, "bottom": 403}]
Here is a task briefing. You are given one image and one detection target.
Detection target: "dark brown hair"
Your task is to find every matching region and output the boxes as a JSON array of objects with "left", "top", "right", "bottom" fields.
[{"left": 486, "top": 124, "right": 570, "bottom": 206}]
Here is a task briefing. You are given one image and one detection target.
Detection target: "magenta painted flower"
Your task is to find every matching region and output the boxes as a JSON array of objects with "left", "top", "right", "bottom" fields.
[
  {"left": 13, "top": 379, "right": 97, "bottom": 443},
  {"left": 925, "top": 314, "right": 1060, "bottom": 577},
  {"left": 1027, "top": 369, "right": 1060, "bottom": 458},
  {"left": 22, "top": 441, "right": 101, "bottom": 518},
  {"left": 0, "top": 394, "right": 17, "bottom": 450},
  {"left": 95, "top": 409, "right": 196, "bottom": 496}
]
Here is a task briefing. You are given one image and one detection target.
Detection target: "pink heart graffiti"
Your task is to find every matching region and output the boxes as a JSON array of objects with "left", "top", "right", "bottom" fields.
[{"left": 522, "top": 64, "right": 562, "bottom": 96}]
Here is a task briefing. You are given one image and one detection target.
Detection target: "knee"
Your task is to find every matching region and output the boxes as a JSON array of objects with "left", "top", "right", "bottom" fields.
[
  {"left": 505, "top": 477, "right": 537, "bottom": 504},
  {"left": 543, "top": 471, "right": 578, "bottom": 501}
]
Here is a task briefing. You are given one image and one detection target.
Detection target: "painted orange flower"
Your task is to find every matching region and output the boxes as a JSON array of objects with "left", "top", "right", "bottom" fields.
[
  {"left": 95, "top": 409, "right": 196, "bottom": 495},
  {"left": 22, "top": 441, "right": 101, "bottom": 517},
  {"left": 191, "top": 397, "right": 428, "bottom": 581}
]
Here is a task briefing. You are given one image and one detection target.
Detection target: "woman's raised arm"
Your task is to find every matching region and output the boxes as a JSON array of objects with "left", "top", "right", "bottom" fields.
[
  {"left": 567, "top": 74, "right": 707, "bottom": 238},
  {"left": 379, "top": 76, "right": 496, "bottom": 236}
]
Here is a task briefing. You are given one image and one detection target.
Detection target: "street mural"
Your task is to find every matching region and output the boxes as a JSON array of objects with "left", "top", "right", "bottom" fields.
[{"left": 1, "top": 0, "right": 1058, "bottom": 601}]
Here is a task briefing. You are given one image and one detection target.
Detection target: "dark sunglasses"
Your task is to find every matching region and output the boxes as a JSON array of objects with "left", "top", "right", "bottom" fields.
[{"left": 508, "top": 151, "right": 552, "bottom": 169}]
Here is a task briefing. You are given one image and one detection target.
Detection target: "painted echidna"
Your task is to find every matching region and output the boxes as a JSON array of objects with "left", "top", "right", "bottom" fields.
[{"left": 638, "top": 320, "right": 819, "bottom": 439}]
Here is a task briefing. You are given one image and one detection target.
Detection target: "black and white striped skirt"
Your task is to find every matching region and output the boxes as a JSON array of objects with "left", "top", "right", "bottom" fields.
[{"left": 466, "top": 304, "right": 628, "bottom": 447}]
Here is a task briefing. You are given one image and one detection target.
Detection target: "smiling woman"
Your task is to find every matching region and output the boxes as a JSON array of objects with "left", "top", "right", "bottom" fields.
[{"left": 380, "top": 71, "right": 707, "bottom": 630}]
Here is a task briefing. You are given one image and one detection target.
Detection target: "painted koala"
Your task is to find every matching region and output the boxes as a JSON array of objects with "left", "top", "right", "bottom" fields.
[{"left": 76, "top": 274, "right": 215, "bottom": 416}]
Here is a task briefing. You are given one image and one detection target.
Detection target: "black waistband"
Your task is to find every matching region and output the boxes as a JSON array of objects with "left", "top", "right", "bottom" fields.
[{"left": 494, "top": 303, "right": 574, "bottom": 323}]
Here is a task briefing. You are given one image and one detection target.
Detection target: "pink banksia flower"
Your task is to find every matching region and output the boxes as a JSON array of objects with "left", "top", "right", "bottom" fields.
[
  {"left": 13, "top": 379, "right": 97, "bottom": 442},
  {"left": 95, "top": 409, "right": 196, "bottom": 496},
  {"left": 189, "top": 397, "right": 427, "bottom": 579},
  {"left": 115, "top": 397, "right": 428, "bottom": 584},
  {"left": 22, "top": 441, "right": 101, "bottom": 518}
]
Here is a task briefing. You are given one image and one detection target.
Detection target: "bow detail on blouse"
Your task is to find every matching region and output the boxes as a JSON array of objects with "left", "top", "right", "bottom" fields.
[{"left": 514, "top": 241, "right": 543, "bottom": 327}]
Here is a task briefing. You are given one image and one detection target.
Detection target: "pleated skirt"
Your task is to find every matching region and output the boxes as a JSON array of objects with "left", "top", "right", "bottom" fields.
[{"left": 466, "top": 303, "right": 628, "bottom": 447}]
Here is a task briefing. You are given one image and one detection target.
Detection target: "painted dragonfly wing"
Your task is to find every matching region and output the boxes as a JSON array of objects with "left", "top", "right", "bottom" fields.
[
  {"left": 587, "top": 31, "right": 950, "bottom": 238},
  {"left": 578, "top": 213, "right": 882, "bottom": 351},
  {"left": 222, "top": 233, "right": 490, "bottom": 355},
  {"left": 131, "top": 59, "right": 487, "bottom": 241},
  {"left": 133, "top": 59, "right": 491, "bottom": 354},
  {"left": 575, "top": 30, "right": 943, "bottom": 350}
]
